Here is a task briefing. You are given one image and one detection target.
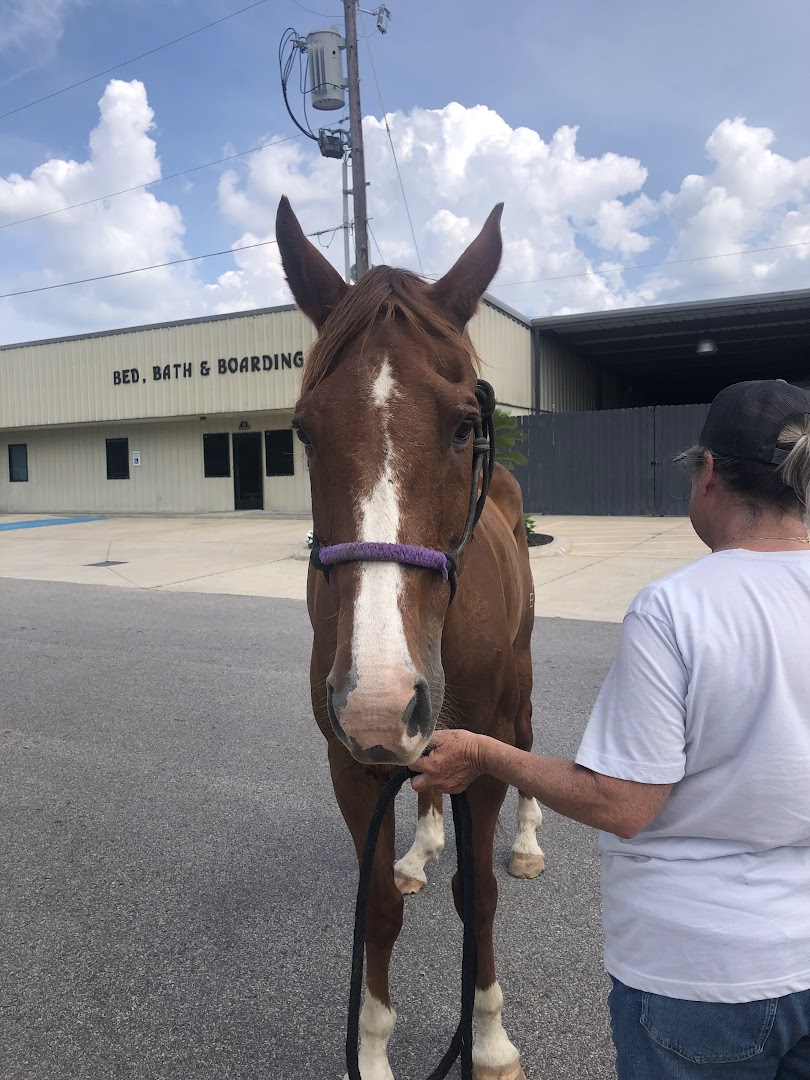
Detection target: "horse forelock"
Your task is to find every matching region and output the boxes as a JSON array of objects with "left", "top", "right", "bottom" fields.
[{"left": 300, "top": 265, "right": 480, "bottom": 395}]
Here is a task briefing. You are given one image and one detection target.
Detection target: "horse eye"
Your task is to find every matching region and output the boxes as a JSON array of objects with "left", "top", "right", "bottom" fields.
[
  {"left": 295, "top": 427, "right": 313, "bottom": 454},
  {"left": 453, "top": 418, "right": 475, "bottom": 445}
]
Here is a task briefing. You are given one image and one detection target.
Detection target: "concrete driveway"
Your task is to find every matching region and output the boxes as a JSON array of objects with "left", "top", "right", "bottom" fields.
[
  {"left": 0, "top": 512, "right": 708, "bottom": 622},
  {"left": 531, "top": 516, "right": 707, "bottom": 621}
]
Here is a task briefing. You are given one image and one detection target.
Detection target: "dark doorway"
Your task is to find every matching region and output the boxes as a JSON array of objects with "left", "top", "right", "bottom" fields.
[{"left": 232, "top": 432, "right": 263, "bottom": 510}]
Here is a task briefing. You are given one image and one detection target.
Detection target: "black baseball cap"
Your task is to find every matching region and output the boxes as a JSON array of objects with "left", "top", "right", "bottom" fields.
[{"left": 699, "top": 380, "right": 810, "bottom": 466}]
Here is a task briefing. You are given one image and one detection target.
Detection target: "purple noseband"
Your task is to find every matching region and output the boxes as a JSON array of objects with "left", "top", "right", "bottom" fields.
[{"left": 317, "top": 542, "right": 449, "bottom": 581}]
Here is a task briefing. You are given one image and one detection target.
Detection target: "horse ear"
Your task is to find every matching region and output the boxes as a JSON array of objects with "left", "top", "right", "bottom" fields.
[
  {"left": 430, "top": 203, "right": 504, "bottom": 329},
  {"left": 275, "top": 196, "right": 349, "bottom": 329}
]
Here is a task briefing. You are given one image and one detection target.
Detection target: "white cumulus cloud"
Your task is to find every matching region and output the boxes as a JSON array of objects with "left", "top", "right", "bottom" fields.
[
  {"left": 2, "top": 84, "right": 810, "bottom": 344},
  {"left": 651, "top": 118, "right": 810, "bottom": 300},
  {"left": 216, "top": 102, "right": 661, "bottom": 315},
  {"left": 0, "top": 79, "right": 204, "bottom": 339}
]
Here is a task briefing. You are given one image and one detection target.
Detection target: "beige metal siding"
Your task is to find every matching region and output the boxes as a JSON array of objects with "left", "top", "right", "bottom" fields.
[
  {"left": 0, "top": 414, "right": 311, "bottom": 514},
  {"left": 469, "top": 303, "right": 532, "bottom": 413},
  {"left": 0, "top": 301, "right": 530, "bottom": 514},
  {"left": 537, "top": 333, "right": 601, "bottom": 412},
  {"left": 0, "top": 310, "right": 317, "bottom": 430},
  {"left": 1, "top": 303, "right": 532, "bottom": 428}
]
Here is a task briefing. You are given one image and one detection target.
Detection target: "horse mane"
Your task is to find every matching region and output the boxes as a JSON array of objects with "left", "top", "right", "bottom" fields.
[{"left": 300, "top": 265, "right": 480, "bottom": 394}]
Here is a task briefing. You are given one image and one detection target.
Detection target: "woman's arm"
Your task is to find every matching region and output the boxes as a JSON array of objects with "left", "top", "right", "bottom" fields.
[{"left": 409, "top": 730, "right": 673, "bottom": 839}]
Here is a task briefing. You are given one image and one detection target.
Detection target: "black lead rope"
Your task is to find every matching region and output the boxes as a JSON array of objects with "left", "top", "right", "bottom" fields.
[{"left": 346, "top": 767, "right": 478, "bottom": 1080}]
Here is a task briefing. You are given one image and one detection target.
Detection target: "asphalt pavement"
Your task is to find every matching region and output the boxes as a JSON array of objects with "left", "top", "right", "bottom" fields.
[{"left": 1, "top": 579, "right": 621, "bottom": 1080}]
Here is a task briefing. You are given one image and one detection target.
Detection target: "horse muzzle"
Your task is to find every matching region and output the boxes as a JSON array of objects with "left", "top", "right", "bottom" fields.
[{"left": 327, "top": 676, "right": 436, "bottom": 765}]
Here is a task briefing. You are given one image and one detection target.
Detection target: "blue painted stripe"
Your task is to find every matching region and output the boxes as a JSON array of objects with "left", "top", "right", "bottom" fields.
[{"left": 0, "top": 516, "right": 104, "bottom": 532}]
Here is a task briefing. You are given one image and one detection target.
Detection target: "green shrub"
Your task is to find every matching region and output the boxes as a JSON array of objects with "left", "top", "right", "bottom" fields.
[{"left": 492, "top": 408, "right": 528, "bottom": 472}]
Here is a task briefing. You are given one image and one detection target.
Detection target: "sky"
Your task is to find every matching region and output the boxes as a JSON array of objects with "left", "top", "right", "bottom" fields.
[{"left": 1, "top": 0, "right": 809, "bottom": 344}]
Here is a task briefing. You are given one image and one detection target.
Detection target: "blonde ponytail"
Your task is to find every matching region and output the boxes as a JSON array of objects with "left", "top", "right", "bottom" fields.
[{"left": 778, "top": 415, "right": 810, "bottom": 528}]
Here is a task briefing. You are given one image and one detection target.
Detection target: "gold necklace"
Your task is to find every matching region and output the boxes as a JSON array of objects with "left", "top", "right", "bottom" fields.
[{"left": 722, "top": 535, "right": 810, "bottom": 548}]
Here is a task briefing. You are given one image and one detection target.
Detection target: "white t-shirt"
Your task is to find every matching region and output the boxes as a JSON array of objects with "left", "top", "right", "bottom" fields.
[{"left": 576, "top": 549, "right": 810, "bottom": 1003}]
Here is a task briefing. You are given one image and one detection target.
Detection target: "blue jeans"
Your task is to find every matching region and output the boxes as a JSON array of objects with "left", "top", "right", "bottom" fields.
[{"left": 609, "top": 977, "right": 810, "bottom": 1078}]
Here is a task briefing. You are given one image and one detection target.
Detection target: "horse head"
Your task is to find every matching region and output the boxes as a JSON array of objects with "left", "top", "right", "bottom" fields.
[{"left": 276, "top": 197, "right": 503, "bottom": 766}]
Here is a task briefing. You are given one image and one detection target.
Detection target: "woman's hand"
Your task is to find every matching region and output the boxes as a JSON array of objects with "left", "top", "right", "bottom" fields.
[{"left": 409, "top": 729, "right": 486, "bottom": 794}]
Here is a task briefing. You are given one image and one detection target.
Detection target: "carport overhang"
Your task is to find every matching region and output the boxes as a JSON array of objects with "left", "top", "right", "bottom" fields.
[{"left": 532, "top": 288, "right": 810, "bottom": 408}]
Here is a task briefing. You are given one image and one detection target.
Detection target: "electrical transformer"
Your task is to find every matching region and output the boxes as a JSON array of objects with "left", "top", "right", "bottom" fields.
[{"left": 306, "top": 29, "right": 346, "bottom": 111}]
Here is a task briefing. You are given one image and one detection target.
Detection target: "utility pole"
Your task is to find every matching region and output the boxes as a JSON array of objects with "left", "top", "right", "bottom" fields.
[
  {"left": 341, "top": 154, "right": 352, "bottom": 283},
  {"left": 343, "top": 0, "right": 369, "bottom": 279}
]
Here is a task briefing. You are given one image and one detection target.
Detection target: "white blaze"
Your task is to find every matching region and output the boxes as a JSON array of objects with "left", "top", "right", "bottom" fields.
[
  {"left": 351, "top": 359, "right": 416, "bottom": 694},
  {"left": 343, "top": 358, "right": 419, "bottom": 756},
  {"left": 371, "top": 359, "right": 397, "bottom": 409}
]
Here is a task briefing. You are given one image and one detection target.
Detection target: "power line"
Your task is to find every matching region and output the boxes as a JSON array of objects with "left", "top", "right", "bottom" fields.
[
  {"left": 490, "top": 239, "right": 810, "bottom": 290},
  {"left": 359, "top": 11, "right": 422, "bottom": 272},
  {"left": 279, "top": 27, "right": 318, "bottom": 141},
  {"left": 367, "top": 219, "right": 385, "bottom": 265},
  {"left": 290, "top": 0, "right": 343, "bottom": 16},
  {"left": 0, "top": 135, "right": 303, "bottom": 232},
  {"left": 6, "top": 229, "right": 805, "bottom": 304},
  {"left": 2, "top": 224, "right": 806, "bottom": 308},
  {"left": 0, "top": 226, "right": 343, "bottom": 300},
  {"left": 0, "top": 0, "right": 272, "bottom": 122}
]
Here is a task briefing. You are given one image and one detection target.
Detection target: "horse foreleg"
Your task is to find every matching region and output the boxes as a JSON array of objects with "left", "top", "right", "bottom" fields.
[
  {"left": 508, "top": 652, "right": 545, "bottom": 880},
  {"left": 330, "top": 745, "right": 403, "bottom": 1080},
  {"left": 508, "top": 794, "right": 545, "bottom": 879},
  {"left": 394, "top": 789, "right": 444, "bottom": 895},
  {"left": 453, "top": 774, "right": 527, "bottom": 1080}
]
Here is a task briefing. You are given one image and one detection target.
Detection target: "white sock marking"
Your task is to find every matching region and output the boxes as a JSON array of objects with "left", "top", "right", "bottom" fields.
[
  {"left": 473, "top": 982, "right": 521, "bottom": 1072},
  {"left": 342, "top": 994, "right": 397, "bottom": 1080},
  {"left": 511, "top": 795, "right": 544, "bottom": 858},
  {"left": 394, "top": 803, "right": 445, "bottom": 884}
]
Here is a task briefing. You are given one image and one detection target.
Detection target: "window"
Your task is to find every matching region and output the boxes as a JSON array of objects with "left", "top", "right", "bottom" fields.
[
  {"left": 8, "top": 443, "right": 28, "bottom": 482},
  {"left": 265, "top": 430, "right": 295, "bottom": 477},
  {"left": 106, "top": 438, "right": 129, "bottom": 480},
  {"left": 203, "top": 433, "right": 230, "bottom": 478}
]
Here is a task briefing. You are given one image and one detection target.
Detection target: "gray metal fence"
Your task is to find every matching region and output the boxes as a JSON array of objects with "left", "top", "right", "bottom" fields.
[{"left": 513, "top": 403, "right": 710, "bottom": 516}]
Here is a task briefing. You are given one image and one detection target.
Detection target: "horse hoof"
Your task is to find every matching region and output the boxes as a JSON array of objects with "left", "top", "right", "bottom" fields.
[
  {"left": 508, "top": 851, "right": 545, "bottom": 878},
  {"left": 394, "top": 870, "right": 425, "bottom": 895},
  {"left": 473, "top": 1062, "right": 527, "bottom": 1080}
]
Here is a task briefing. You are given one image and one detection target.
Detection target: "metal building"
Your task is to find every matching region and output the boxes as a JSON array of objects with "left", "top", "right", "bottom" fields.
[
  {"left": 532, "top": 288, "right": 810, "bottom": 413},
  {"left": 519, "top": 288, "right": 810, "bottom": 515},
  {"left": 5, "top": 286, "right": 808, "bottom": 517},
  {"left": 0, "top": 297, "right": 532, "bottom": 515}
]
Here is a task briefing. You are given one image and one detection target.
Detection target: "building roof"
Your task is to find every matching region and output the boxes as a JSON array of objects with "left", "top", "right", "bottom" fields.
[
  {"left": 1, "top": 289, "right": 530, "bottom": 353},
  {"left": 533, "top": 288, "right": 810, "bottom": 399},
  {"left": 0, "top": 302, "right": 299, "bottom": 353}
]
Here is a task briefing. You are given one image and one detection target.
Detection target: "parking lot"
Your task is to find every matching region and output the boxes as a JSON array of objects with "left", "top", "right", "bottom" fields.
[
  {"left": 0, "top": 512, "right": 710, "bottom": 1078},
  {"left": 1, "top": 575, "right": 625, "bottom": 1080}
]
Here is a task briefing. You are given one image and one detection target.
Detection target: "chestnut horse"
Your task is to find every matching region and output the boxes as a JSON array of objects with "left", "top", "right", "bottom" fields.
[{"left": 276, "top": 197, "right": 543, "bottom": 1080}]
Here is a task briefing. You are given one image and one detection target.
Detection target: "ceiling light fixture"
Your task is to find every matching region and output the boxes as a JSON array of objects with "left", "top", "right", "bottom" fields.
[{"left": 696, "top": 338, "right": 718, "bottom": 355}]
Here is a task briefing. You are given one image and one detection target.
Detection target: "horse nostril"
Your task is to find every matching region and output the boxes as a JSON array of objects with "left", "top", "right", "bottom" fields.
[
  {"left": 403, "top": 680, "right": 431, "bottom": 739},
  {"left": 326, "top": 680, "right": 343, "bottom": 739}
]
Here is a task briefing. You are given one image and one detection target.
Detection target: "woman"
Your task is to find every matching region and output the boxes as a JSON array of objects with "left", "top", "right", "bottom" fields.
[{"left": 411, "top": 379, "right": 810, "bottom": 1078}]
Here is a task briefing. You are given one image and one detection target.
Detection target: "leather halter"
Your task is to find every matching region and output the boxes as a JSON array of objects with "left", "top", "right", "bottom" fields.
[{"left": 309, "top": 380, "right": 497, "bottom": 604}]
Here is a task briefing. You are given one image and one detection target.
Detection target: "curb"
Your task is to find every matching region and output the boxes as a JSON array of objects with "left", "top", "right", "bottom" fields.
[{"left": 529, "top": 534, "right": 572, "bottom": 558}]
